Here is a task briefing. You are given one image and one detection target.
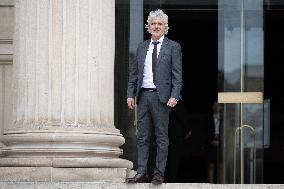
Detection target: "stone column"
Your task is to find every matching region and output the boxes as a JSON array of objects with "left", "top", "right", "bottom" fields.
[{"left": 0, "top": 0, "right": 132, "bottom": 182}]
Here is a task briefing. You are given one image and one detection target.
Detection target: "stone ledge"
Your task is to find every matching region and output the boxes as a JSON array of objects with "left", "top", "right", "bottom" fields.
[
  {"left": 0, "top": 182, "right": 284, "bottom": 189},
  {"left": 0, "top": 168, "right": 130, "bottom": 182},
  {"left": 0, "top": 157, "right": 133, "bottom": 168}
]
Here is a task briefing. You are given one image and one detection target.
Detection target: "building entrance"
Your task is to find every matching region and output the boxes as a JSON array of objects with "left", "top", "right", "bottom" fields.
[{"left": 115, "top": 0, "right": 284, "bottom": 184}]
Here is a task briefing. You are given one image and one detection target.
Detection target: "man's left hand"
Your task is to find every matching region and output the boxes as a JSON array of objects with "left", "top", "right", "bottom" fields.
[{"left": 167, "top": 98, "right": 177, "bottom": 107}]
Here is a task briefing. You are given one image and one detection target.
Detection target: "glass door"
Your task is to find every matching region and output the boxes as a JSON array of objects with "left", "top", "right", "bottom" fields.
[{"left": 218, "top": 0, "right": 264, "bottom": 184}]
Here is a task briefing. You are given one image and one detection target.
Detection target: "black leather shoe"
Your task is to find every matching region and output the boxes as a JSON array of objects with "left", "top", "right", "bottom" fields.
[
  {"left": 151, "top": 173, "right": 164, "bottom": 185},
  {"left": 126, "top": 173, "right": 149, "bottom": 183}
]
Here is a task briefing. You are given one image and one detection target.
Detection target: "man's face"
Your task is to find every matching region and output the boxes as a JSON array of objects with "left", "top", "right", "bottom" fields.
[{"left": 149, "top": 17, "right": 166, "bottom": 39}]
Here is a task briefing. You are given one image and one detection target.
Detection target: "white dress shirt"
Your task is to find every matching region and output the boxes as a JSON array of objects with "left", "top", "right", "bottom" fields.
[{"left": 141, "top": 35, "right": 164, "bottom": 88}]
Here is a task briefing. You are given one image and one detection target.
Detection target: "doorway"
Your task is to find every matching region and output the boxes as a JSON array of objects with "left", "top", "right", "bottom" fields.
[
  {"left": 143, "top": 4, "right": 218, "bottom": 183},
  {"left": 115, "top": 0, "right": 218, "bottom": 183}
]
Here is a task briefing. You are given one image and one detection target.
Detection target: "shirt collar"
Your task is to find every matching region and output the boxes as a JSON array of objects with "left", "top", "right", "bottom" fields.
[{"left": 151, "top": 35, "right": 164, "bottom": 44}]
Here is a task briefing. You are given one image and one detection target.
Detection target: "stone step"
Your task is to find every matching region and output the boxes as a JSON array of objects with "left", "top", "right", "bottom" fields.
[{"left": 0, "top": 182, "right": 284, "bottom": 189}]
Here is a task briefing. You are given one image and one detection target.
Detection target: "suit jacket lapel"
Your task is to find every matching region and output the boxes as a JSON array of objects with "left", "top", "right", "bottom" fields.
[{"left": 157, "top": 37, "right": 169, "bottom": 65}]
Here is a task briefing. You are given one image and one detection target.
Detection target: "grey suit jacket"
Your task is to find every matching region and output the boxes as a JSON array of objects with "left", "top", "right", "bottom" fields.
[{"left": 127, "top": 37, "right": 182, "bottom": 104}]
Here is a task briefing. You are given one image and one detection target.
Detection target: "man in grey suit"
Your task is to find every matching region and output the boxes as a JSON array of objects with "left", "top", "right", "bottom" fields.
[{"left": 126, "top": 9, "right": 182, "bottom": 184}]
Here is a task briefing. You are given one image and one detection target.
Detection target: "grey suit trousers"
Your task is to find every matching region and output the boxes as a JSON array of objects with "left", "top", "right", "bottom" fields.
[{"left": 137, "top": 90, "right": 170, "bottom": 176}]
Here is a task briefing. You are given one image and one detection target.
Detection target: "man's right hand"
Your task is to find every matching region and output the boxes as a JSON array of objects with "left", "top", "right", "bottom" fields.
[{"left": 127, "top": 98, "right": 135, "bottom": 109}]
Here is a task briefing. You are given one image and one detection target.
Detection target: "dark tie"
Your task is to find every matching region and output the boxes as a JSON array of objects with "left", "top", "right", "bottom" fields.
[{"left": 152, "top": 41, "right": 159, "bottom": 85}]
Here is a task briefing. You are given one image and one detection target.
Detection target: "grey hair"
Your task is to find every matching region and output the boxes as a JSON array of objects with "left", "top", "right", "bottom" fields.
[{"left": 145, "top": 9, "right": 169, "bottom": 35}]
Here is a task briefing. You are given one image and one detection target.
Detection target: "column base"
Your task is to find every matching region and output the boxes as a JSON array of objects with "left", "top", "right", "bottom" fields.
[
  {"left": 1, "top": 130, "right": 126, "bottom": 158},
  {"left": 0, "top": 131, "right": 134, "bottom": 182}
]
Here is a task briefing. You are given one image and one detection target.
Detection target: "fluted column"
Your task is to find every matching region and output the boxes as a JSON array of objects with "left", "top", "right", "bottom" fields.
[{"left": 0, "top": 0, "right": 132, "bottom": 182}]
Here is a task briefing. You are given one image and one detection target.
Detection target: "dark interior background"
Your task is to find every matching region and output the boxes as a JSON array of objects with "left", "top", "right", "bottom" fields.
[
  {"left": 264, "top": 3, "right": 284, "bottom": 184},
  {"left": 166, "top": 9, "right": 217, "bottom": 183}
]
